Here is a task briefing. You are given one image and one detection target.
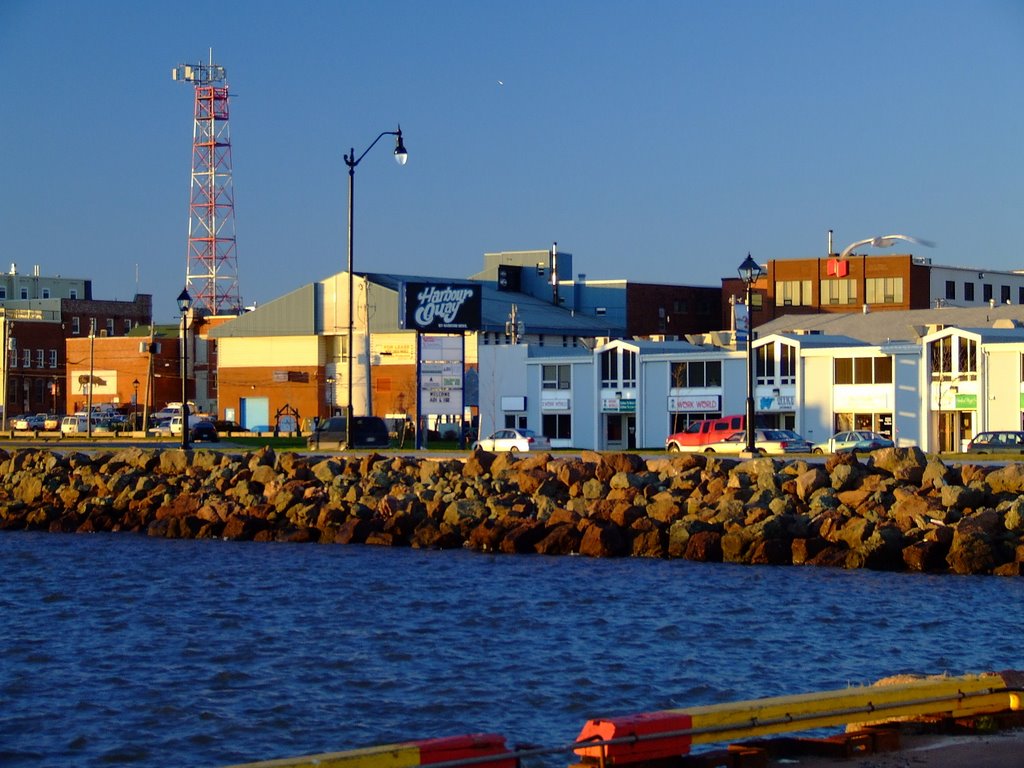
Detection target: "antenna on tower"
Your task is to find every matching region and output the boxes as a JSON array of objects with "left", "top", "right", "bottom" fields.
[{"left": 172, "top": 53, "right": 242, "bottom": 315}]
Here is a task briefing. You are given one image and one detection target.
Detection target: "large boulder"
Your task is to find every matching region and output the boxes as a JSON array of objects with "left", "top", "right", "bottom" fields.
[{"left": 870, "top": 446, "right": 928, "bottom": 484}]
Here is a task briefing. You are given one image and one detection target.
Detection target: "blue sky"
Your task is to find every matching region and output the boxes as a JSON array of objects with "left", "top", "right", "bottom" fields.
[{"left": 2, "top": 1, "right": 1022, "bottom": 322}]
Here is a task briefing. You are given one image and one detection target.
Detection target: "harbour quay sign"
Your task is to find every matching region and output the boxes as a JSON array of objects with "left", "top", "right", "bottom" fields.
[{"left": 401, "top": 281, "right": 482, "bottom": 333}]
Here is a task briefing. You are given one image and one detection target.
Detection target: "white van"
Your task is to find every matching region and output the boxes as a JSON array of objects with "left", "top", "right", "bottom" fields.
[
  {"left": 60, "top": 415, "right": 89, "bottom": 435},
  {"left": 169, "top": 413, "right": 203, "bottom": 436}
]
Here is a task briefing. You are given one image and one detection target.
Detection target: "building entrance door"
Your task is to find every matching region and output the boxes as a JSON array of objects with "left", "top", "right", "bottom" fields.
[
  {"left": 604, "top": 413, "right": 624, "bottom": 450},
  {"left": 937, "top": 410, "right": 972, "bottom": 452}
]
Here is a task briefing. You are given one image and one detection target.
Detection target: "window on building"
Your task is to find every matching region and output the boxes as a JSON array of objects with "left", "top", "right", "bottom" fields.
[
  {"left": 600, "top": 349, "right": 618, "bottom": 387},
  {"left": 36, "top": 350, "right": 44, "bottom": 368},
  {"left": 124, "top": 319, "right": 133, "bottom": 333},
  {"left": 622, "top": 349, "right": 637, "bottom": 387},
  {"left": 19, "top": 287, "right": 28, "bottom": 299},
  {"left": 820, "top": 278, "right": 857, "bottom": 305},
  {"left": 983, "top": 283, "right": 993, "bottom": 302},
  {"left": 965, "top": 282, "right": 975, "bottom": 301},
  {"left": 673, "top": 299, "right": 688, "bottom": 314},
  {"left": 8, "top": 342, "right": 15, "bottom": 368},
  {"left": 72, "top": 317, "right": 80, "bottom": 335},
  {"left": 930, "top": 335, "right": 977, "bottom": 380},
  {"left": 69, "top": 289, "right": 78, "bottom": 299},
  {"left": 959, "top": 337, "right": 978, "bottom": 378},
  {"left": 1019, "top": 287, "right": 1024, "bottom": 305},
  {"left": 542, "top": 413, "right": 571, "bottom": 440},
  {"left": 834, "top": 356, "right": 892, "bottom": 384},
  {"left": 945, "top": 281, "right": 956, "bottom": 300},
  {"left": 779, "top": 344, "right": 796, "bottom": 384},
  {"left": 834, "top": 358, "right": 852, "bottom": 384},
  {"left": 750, "top": 292, "right": 763, "bottom": 309},
  {"left": 48, "top": 349, "right": 57, "bottom": 368},
  {"left": 503, "top": 413, "right": 528, "bottom": 430},
  {"left": 865, "top": 277, "right": 904, "bottom": 304},
  {"left": 22, "top": 349, "right": 30, "bottom": 367},
  {"left": 106, "top": 318, "right": 114, "bottom": 336},
  {"left": 756, "top": 343, "right": 776, "bottom": 385},
  {"left": 670, "top": 360, "right": 722, "bottom": 388},
  {"left": 0, "top": 287, "right": 6, "bottom": 299},
  {"left": 1002, "top": 285, "right": 1011, "bottom": 304},
  {"left": 542, "top": 364, "right": 571, "bottom": 390},
  {"left": 874, "top": 357, "right": 893, "bottom": 383},
  {"left": 931, "top": 336, "right": 953, "bottom": 378},
  {"left": 775, "top": 280, "right": 812, "bottom": 306},
  {"left": 42, "top": 288, "right": 50, "bottom": 299}
]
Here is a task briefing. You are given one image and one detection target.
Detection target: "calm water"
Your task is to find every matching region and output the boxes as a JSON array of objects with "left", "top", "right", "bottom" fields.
[{"left": 1, "top": 533, "right": 1022, "bottom": 768}]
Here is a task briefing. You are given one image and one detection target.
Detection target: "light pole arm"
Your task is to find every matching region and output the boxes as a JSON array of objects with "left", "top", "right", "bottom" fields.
[{"left": 345, "top": 129, "right": 402, "bottom": 170}]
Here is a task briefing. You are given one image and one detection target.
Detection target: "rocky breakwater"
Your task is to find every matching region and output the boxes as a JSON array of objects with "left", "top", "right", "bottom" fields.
[{"left": 2, "top": 444, "right": 1024, "bottom": 575}]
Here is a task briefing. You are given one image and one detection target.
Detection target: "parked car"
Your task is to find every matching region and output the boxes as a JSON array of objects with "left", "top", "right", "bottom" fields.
[
  {"left": 189, "top": 421, "right": 219, "bottom": 443},
  {"left": 665, "top": 414, "right": 769, "bottom": 452},
  {"left": 472, "top": 428, "right": 551, "bottom": 453},
  {"left": 43, "top": 414, "right": 63, "bottom": 430},
  {"left": 702, "top": 429, "right": 811, "bottom": 456},
  {"left": 13, "top": 414, "right": 46, "bottom": 430},
  {"left": 307, "top": 416, "right": 391, "bottom": 450},
  {"left": 812, "top": 430, "right": 895, "bottom": 454},
  {"left": 212, "top": 419, "right": 244, "bottom": 433},
  {"left": 966, "top": 431, "right": 1024, "bottom": 454},
  {"left": 60, "top": 415, "right": 89, "bottom": 435},
  {"left": 168, "top": 413, "right": 205, "bottom": 436},
  {"left": 776, "top": 429, "right": 814, "bottom": 453}
]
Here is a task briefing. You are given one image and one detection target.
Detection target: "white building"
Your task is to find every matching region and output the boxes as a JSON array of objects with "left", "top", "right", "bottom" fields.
[{"left": 478, "top": 305, "right": 1024, "bottom": 452}]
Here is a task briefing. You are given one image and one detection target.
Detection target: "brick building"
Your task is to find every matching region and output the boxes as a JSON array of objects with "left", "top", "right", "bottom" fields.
[
  {"left": 721, "top": 254, "right": 1024, "bottom": 332},
  {"left": 1, "top": 292, "right": 153, "bottom": 421}
]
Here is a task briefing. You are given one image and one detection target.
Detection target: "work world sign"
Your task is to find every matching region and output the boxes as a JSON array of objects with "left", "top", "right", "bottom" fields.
[{"left": 401, "top": 281, "right": 482, "bottom": 333}]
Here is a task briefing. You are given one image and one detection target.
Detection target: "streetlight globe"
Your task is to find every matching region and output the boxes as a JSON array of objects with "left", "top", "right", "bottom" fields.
[
  {"left": 176, "top": 288, "right": 193, "bottom": 313},
  {"left": 394, "top": 130, "right": 408, "bottom": 165},
  {"left": 738, "top": 254, "right": 762, "bottom": 285}
]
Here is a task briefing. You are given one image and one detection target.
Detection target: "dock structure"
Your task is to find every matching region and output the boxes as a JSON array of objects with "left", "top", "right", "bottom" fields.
[{"left": 225, "top": 671, "right": 1024, "bottom": 768}]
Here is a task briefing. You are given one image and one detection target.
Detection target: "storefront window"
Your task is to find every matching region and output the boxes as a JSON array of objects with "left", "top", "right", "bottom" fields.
[{"left": 542, "top": 413, "right": 571, "bottom": 439}]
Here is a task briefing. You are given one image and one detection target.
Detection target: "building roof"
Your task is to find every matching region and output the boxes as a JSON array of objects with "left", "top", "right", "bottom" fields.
[
  {"left": 762, "top": 332, "right": 871, "bottom": 349},
  {"left": 363, "top": 271, "right": 623, "bottom": 336},
  {"left": 210, "top": 271, "right": 625, "bottom": 340},
  {"left": 757, "top": 304, "right": 1024, "bottom": 345},
  {"left": 208, "top": 283, "right": 316, "bottom": 338}
]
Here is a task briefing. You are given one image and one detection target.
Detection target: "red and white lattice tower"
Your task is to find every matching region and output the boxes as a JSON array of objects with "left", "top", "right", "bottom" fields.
[{"left": 172, "top": 56, "right": 242, "bottom": 314}]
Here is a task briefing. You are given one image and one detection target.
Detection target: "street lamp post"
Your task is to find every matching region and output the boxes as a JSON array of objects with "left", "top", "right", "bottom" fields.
[
  {"left": 344, "top": 126, "right": 407, "bottom": 447},
  {"left": 738, "top": 254, "right": 764, "bottom": 456},
  {"left": 176, "top": 288, "right": 192, "bottom": 450},
  {"left": 132, "top": 378, "right": 139, "bottom": 434}
]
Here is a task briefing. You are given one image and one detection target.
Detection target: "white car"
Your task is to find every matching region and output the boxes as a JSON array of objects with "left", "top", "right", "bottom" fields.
[
  {"left": 702, "top": 429, "right": 811, "bottom": 455},
  {"left": 12, "top": 414, "right": 46, "bottom": 430},
  {"left": 472, "top": 428, "right": 551, "bottom": 452}
]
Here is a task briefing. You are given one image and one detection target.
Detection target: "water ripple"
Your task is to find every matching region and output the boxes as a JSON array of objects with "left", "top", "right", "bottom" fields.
[{"left": 2, "top": 532, "right": 1023, "bottom": 768}]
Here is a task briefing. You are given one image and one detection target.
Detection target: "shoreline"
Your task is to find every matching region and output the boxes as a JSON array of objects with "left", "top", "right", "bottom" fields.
[{"left": 1, "top": 444, "right": 1024, "bottom": 576}]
